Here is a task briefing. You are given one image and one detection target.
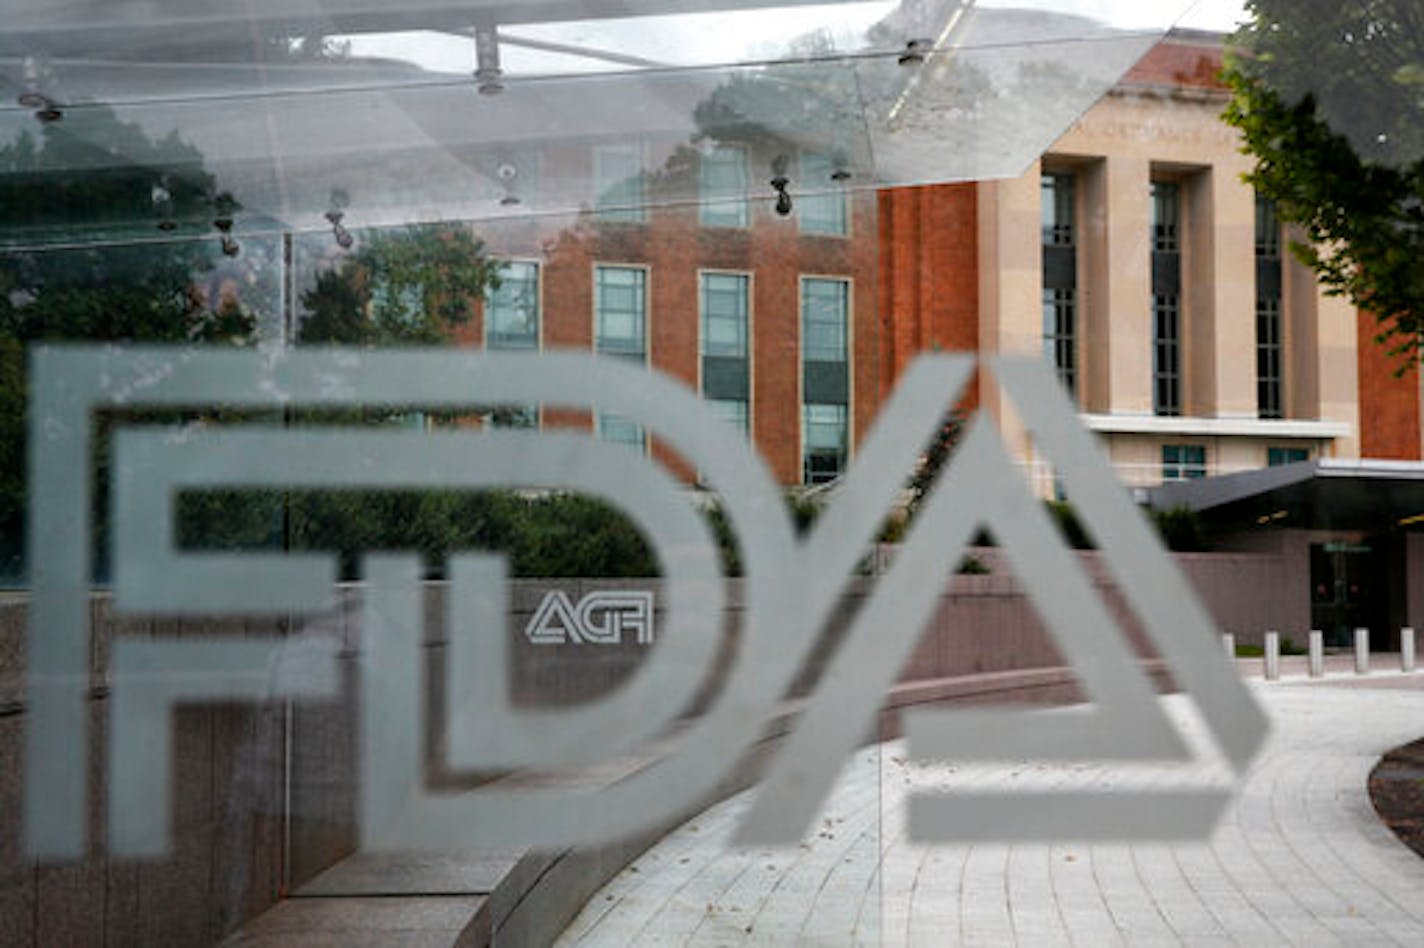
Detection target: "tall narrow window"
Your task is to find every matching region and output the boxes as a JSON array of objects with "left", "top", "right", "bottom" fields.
[
  {"left": 594, "top": 144, "right": 646, "bottom": 223},
  {"left": 801, "top": 277, "right": 849, "bottom": 483},
  {"left": 1162, "top": 444, "right": 1206, "bottom": 481},
  {"left": 594, "top": 266, "right": 646, "bottom": 359},
  {"left": 595, "top": 265, "right": 647, "bottom": 450},
  {"left": 484, "top": 260, "right": 540, "bottom": 427},
  {"left": 486, "top": 261, "right": 539, "bottom": 349},
  {"left": 1041, "top": 172, "right": 1077, "bottom": 395},
  {"left": 1152, "top": 181, "right": 1182, "bottom": 416},
  {"left": 798, "top": 152, "right": 848, "bottom": 236},
  {"left": 1256, "top": 194, "right": 1284, "bottom": 419},
  {"left": 699, "top": 146, "right": 749, "bottom": 229},
  {"left": 700, "top": 272, "right": 750, "bottom": 435}
]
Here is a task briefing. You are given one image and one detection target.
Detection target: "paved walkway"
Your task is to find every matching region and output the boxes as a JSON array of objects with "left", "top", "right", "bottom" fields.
[{"left": 557, "top": 676, "right": 1424, "bottom": 946}]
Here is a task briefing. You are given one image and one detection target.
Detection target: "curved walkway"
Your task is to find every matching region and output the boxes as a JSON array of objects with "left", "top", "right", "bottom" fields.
[{"left": 557, "top": 677, "right": 1424, "bottom": 946}]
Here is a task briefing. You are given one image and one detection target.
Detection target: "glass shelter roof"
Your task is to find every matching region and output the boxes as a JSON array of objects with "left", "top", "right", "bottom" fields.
[{"left": 0, "top": 0, "right": 1201, "bottom": 247}]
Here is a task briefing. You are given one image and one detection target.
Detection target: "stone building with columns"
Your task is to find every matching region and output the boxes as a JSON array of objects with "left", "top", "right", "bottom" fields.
[
  {"left": 875, "top": 28, "right": 1424, "bottom": 646},
  {"left": 878, "top": 28, "right": 1400, "bottom": 493}
]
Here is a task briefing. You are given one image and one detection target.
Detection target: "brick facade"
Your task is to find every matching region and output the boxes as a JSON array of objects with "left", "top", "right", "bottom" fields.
[{"left": 1357, "top": 311, "right": 1422, "bottom": 460}]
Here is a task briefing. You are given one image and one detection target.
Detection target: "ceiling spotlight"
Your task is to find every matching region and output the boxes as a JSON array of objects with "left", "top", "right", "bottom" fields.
[
  {"left": 19, "top": 91, "right": 63, "bottom": 123},
  {"left": 151, "top": 182, "right": 177, "bottom": 231},
  {"left": 898, "top": 37, "right": 931, "bottom": 66},
  {"left": 770, "top": 154, "right": 793, "bottom": 218},
  {"left": 212, "top": 192, "right": 239, "bottom": 256},
  {"left": 325, "top": 189, "right": 354, "bottom": 248},
  {"left": 474, "top": 26, "right": 504, "bottom": 95},
  {"left": 325, "top": 210, "right": 354, "bottom": 249}
]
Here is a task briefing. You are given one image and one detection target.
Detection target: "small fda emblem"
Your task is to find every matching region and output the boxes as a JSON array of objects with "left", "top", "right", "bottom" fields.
[{"left": 524, "top": 590, "right": 655, "bottom": 645}]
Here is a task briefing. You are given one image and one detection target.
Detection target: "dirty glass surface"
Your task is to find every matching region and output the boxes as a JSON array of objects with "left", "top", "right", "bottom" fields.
[{"left": 10, "top": 1, "right": 1424, "bottom": 946}]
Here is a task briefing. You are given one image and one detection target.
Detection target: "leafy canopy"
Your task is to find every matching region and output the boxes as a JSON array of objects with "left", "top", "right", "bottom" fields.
[{"left": 1222, "top": 0, "right": 1424, "bottom": 362}]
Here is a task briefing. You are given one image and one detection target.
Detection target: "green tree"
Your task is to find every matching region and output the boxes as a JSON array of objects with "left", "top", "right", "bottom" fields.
[
  {"left": 0, "top": 107, "right": 259, "bottom": 580},
  {"left": 298, "top": 224, "right": 500, "bottom": 345},
  {"left": 1223, "top": 0, "right": 1424, "bottom": 362}
]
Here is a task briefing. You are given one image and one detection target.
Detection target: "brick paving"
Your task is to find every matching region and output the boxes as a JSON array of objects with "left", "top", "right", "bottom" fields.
[{"left": 557, "top": 676, "right": 1424, "bottom": 946}]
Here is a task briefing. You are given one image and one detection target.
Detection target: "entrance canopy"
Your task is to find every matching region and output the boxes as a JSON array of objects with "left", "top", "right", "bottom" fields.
[
  {"left": 0, "top": 0, "right": 1199, "bottom": 246},
  {"left": 1149, "top": 459, "right": 1424, "bottom": 533}
]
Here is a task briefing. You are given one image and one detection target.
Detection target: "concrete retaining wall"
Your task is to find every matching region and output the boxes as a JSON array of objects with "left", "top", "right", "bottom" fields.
[{"left": 0, "top": 545, "right": 1302, "bottom": 945}]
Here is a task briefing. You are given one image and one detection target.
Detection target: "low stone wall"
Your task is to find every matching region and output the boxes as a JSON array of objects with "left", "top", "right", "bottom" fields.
[{"left": 0, "top": 544, "right": 1302, "bottom": 945}]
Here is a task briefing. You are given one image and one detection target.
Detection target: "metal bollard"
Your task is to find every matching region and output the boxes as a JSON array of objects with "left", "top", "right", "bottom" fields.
[
  {"left": 1355, "top": 627, "right": 1370, "bottom": 674},
  {"left": 1309, "top": 630, "right": 1324, "bottom": 678},
  {"left": 1223, "top": 632, "right": 1236, "bottom": 661},
  {"left": 1263, "top": 631, "right": 1280, "bottom": 681},
  {"left": 1403, "top": 627, "right": 1416, "bottom": 673}
]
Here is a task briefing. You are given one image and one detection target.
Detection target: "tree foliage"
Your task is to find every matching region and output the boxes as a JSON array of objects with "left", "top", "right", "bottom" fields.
[
  {"left": 1223, "top": 0, "right": 1424, "bottom": 362},
  {"left": 298, "top": 224, "right": 499, "bottom": 345},
  {"left": 0, "top": 108, "right": 259, "bottom": 580}
]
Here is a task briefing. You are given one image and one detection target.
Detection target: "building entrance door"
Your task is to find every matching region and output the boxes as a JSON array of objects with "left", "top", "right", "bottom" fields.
[{"left": 1310, "top": 540, "right": 1389, "bottom": 648}]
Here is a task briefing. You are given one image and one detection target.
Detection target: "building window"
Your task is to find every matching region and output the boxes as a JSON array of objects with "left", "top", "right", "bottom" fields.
[
  {"left": 484, "top": 405, "right": 538, "bottom": 429},
  {"left": 1268, "top": 446, "right": 1309, "bottom": 466},
  {"left": 801, "top": 277, "right": 849, "bottom": 484},
  {"left": 1152, "top": 181, "right": 1180, "bottom": 253},
  {"left": 1041, "top": 172, "right": 1077, "bottom": 395},
  {"left": 1257, "top": 298, "right": 1283, "bottom": 419},
  {"left": 1043, "top": 289, "right": 1077, "bottom": 395},
  {"left": 701, "top": 272, "right": 748, "bottom": 358},
  {"left": 594, "top": 266, "right": 646, "bottom": 359},
  {"left": 484, "top": 262, "right": 541, "bottom": 427},
  {"left": 1255, "top": 193, "right": 1281, "bottom": 257},
  {"left": 1256, "top": 194, "right": 1284, "bottom": 419},
  {"left": 1153, "top": 294, "right": 1181, "bottom": 417},
  {"left": 699, "top": 145, "right": 749, "bottom": 229},
  {"left": 803, "top": 403, "right": 847, "bottom": 484},
  {"left": 594, "top": 144, "right": 646, "bottom": 223},
  {"left": 597, "top": 412, "right": 646, "bottom": 452},
  {"left": 700, "top": 272, "right": 750, "bottom": 438},
  {"left": 801, "top": 278, "right": 849, "bottom": 362},
  {"left": 1151, "top": 181, "right": 1182, "bottom": 417},
  {"left": 486, "top": 261, "right": 539, "bottom": 349},
  {"left": 798, "top": 152, "right": 848, "bottom": 236},
  {"left": 1042, "top": 173, "right": 1075, "bottom": 246},
  {"left": 708, "top": 398, "right": 749, "bottom": 434},
  {"left": 1162, "top": 444, "right": 1206, "bottom": 481}
]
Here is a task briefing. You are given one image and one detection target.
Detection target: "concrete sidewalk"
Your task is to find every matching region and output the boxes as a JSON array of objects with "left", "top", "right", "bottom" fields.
[{"left": 558, "top": 680, "right": 1424, "bottom": 946}]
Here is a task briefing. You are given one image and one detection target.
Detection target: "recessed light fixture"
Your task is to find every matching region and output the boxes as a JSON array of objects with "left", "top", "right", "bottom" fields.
[
  {"left": 770, "top": 154, "right": 792, "bottom": 217},
  {"left": 474, "top": 26, "right": 504, "bottom": 95},
  {"left": 898, "top": 38, "right": 931, "bottom": 66},
  {"left": 19, "top": 91, "right": 63, "bottom": 123}
]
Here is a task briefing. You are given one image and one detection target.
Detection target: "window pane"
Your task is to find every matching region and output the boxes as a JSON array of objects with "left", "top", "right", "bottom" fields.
[
  {"left": 802, "top": 278, "right": 848, "bottom": 362},
  {"left": 802, "top": 403, "right": 847, "bottom": 484},
  {"left": 1041, "top": 173, "right": 1075, "bottom": 246},
  {"left": 486, "top": 261, "right": 539, "bottom": 348},
  {"left": 799, "top": 152, "right": 848, "bottom": 236},
  {"left": 708, "top": 398, "right": 749, "bottom": 435},
  {"left": 701, "top": 273, "right": 748, "bottom": 358},
  {"left": 598, "top": 411, "right": 645, "bottom": 451},
  {"left": 595, "top": 144, "right": 646, "bottom": 223},
  {"left": 700, "top": 146, "right": 749, "bottom": 229},
  {"left": 595, "top": 266, "right": 646, "bottom": 356},
  {"left": 1151, "top": 181, "right": 1180, "bottom": 252}
]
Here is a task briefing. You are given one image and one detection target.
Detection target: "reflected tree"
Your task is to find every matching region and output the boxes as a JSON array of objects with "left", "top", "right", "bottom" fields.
[
  {"left": 1224, "top": 0, "right": 1424, "bottom": 361},
  {"left": 0, "top": 106, "right": 259, "bottom": 579}
]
